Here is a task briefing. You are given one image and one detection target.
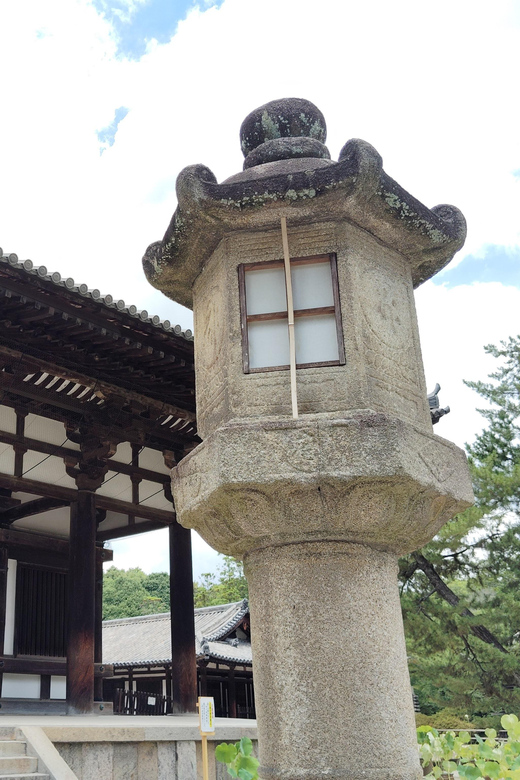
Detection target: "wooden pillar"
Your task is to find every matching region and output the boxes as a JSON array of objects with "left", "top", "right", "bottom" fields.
[
  {"left": 169, "top": 521, "right": 197, "bottom": 713},
  {"left": 200, "top": 662, "right": 208, "bottom": 696},
  {"left": 66, "top": 491, "right": 96, "bottom": 714},
  {"left": 165, "top": 666, "right": 173, "bottom": 714},
  {"left": 228, "top": 666, "right": 237, "bottom": 719},
  {"left": 0, "top": 545, "right": 8, "bottom": 695},
  {"left": 94, "top": 550, "right": 103, "bottom": 701}
]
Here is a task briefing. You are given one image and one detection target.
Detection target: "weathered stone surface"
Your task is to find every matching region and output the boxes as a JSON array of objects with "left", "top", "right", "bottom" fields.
[
  {"left": 243, "top": 137, "right": 331, "bottom": 169},
  {"left": 239, "top": 98, "right": 327, "bottom": 157},
  {"left": 192, "top": 220, "right": 433, "bottom": 440},
  {"left": 82, "top": 743, "right": 113, "bottom": 780},
  {"left": 245, "top": 541, "right": 422, "bottom": 780},
  {"left": 113, "top": 743, "right": 138, "bottom": 780},
  {"left": 157, "top": 742, "right": 176, "bottom": 780},
  {"left": 172, "top": 413, "right": 473, "bottom": 557},
  {"left": 137, "top": 742, "right": 158, "bottom": 780},
  {"left": 55, "top": 743, "right": 83, "bottom": 778},
  {"left": 176, "top": 740, "right": 197, "bottom": 780},
  {"left": 142, "top": 99, "right": 466, "bottom": 309}
]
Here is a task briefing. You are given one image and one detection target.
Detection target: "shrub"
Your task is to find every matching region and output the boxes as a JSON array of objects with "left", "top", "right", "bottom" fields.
[{"left": 418, "top": 713, "right": 520, "bottom": 779}]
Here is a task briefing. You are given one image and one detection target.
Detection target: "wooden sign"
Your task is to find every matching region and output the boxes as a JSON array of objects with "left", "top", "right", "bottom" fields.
[{"left": 198, "top": 695, "right": 215, "bottom": 734}]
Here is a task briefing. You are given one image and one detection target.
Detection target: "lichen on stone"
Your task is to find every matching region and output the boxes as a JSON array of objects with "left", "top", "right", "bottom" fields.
[{"left": 261, "top": 111, "right": 281, "bottom": 141}]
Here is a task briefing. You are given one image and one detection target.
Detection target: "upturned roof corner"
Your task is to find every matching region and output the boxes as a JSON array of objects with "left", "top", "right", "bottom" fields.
[{"left": 142, "top": 97, "right": 466, "bottom": 309}]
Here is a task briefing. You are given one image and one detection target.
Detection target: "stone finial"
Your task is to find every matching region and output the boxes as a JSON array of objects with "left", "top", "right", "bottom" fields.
[{"left": 240, "top": 98, "right": 331, "bottom": 169}]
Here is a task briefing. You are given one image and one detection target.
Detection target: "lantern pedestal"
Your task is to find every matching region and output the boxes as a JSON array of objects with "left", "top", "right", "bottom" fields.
[{"left": 245, "top": 541, "right": 421, "bottom": 780}]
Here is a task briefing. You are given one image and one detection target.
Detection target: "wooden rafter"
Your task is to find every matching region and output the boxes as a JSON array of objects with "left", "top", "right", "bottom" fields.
[{"left": 0, "top": 344, "right": 196, "bottom": 421}]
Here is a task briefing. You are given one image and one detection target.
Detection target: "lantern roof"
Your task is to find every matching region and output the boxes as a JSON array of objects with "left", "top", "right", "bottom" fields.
[{"left": 143, "top": 97, "right": 466, "bottom": 309}]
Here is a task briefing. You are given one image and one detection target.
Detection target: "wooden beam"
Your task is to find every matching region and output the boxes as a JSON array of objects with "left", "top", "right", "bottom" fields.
[
  {"left": 0, "top": 274, "right": 194, "bottom": 363},
  {"left": 67, "top": 491, "right": 96, "bottom": 714},
  {"left": 0, "top": 497, "right": 68, "bottom": 525},
  {"left": 96, "top": 496, "right": 175, "bottom": 525},
  {"left": 0, "top": 528, "right": 113, "bottom": 562},
  {"left": 97, "top": 520, "right": 167, "bottom": 542},
  {"left": 0, "top": 656, "right": 66, "bottom": 675},
  {"left": 0, "top": 431, "right": 170, "bottom": 485},
  {"left": 169, "top": 521, "right": 197, "bottom": 714},
  {"left": 0, "top": 473, "right": 176, "bottom": 525},
  {"left": 0, "top": 655, "right": 112, "bottom": 676}
]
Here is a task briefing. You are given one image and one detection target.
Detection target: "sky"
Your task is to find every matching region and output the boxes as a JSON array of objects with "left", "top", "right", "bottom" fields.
[{"left": 1, "top": 0, "right": 520, "bottom": 580}]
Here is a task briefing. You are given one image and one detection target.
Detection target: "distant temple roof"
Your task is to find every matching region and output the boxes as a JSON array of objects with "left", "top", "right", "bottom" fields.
[{"left": 102, "top": 600, "right": 252, "bottom": 667}]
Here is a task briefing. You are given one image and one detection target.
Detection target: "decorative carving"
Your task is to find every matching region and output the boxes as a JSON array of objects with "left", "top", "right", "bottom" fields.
[{"left": 428, "top": 383, "right": 450, "bottom": 425}]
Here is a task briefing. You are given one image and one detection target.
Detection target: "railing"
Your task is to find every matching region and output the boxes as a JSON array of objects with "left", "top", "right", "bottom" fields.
[
  {"left": 114, "top": 688, "right": 172, "bottom": 715},
  {"left": 114, "top": 688, "right": 256, "bottom": 718}
]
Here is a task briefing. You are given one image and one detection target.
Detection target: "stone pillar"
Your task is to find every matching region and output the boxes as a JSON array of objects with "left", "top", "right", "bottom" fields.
[
  {"left": 245, "top": 542, "right": 419, "bottom": 780},
  {"left": 67, "top": 490, "right": 96, "bottom": 714},
  {"left": 169, "top": 521, "right": 197, "bottom": 713}
]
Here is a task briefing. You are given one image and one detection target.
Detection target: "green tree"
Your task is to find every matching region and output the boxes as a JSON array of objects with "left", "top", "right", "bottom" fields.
[
  {"left": 193, "top": 556, "right": 248, "bottom": 607},
  {"left": 103, "top": 566, "right": 149, "bottom": 619},
  {"left": 400, "top": 336, "right": 520, "bottom": 721},
  {"left": 144, "top": 571, "right": 170, "bottom": 611},
  {"left": 103, "top": 557, "right": 248, "bottom": 618}
]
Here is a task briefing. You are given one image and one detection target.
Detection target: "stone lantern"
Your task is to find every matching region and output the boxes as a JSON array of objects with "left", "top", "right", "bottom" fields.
[{"left": 143, "top": 98, "right": 473, "bottom": 780}]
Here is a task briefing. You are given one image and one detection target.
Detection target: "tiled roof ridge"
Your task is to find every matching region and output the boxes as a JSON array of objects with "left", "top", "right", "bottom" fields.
[
  {"left": 201, "top": 598, "right": 249, "bottom": 642},
  {"left": 0, "top": 249, "right": 193, "bottom": 342},
  {"left": 103, "top": 612, "right": 171, "bottom": 627},
  {"left": 200, "top": 646, "right": 252, "bottom": 665},
  {"left": 194, "top": 600, "right": 245, "bottom": 615},
  {"left": 112, "top": 658, "right": 171, "bottom": 668}
]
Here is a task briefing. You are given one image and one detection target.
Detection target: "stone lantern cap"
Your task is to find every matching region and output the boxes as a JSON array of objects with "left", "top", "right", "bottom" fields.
[{"left": 143, "top": 97, "right": 466, "bottom": 309}]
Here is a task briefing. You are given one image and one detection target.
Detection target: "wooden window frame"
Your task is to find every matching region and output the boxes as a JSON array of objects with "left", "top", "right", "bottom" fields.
[{"left": 238, "top": 253, "right": 345, "bottom": 374}]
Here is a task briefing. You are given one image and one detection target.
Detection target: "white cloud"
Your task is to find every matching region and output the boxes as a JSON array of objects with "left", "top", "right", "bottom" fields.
[
  {"left": 2, "top": 0, "right": 520, "bottom": 574},
  {"left": 416, "top": 280, "right": 520, "bottom": 450}
]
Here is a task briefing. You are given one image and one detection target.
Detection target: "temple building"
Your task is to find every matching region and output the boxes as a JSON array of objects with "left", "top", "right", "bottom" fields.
[
  {"left": 102, "top": 600, "right": 254, "bottom": 718},
  {"left": 0, "top": 250, "right": 199, "bottom": 714}
]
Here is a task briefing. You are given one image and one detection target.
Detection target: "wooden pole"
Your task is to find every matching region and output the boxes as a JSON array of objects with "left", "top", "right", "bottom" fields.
[
  {"left": 66, "top": 491, "right": 96, "bottom": 714},
  {"left": 281, "top": 216, "right": 298, "bottom": 419},
  {"left": 169, "top": 521, "right": 197, "bottom": 713},
  {"left": 201, "top": 734, "right": 209, "bottom": 780}
]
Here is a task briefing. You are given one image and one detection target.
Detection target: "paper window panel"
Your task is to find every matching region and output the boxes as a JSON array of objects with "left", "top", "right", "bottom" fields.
[
  {"left": 245, "top": 266, "right": 287, "bottom": 315},
  {"left": 291, "top": 262, "right": 334, "bottom": 311},
  {"left": 248, "top": 319, "right": 290, "bottom": 369},
  {"left": 295, "top": 314, "right": 340, "bottom": 365}
]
